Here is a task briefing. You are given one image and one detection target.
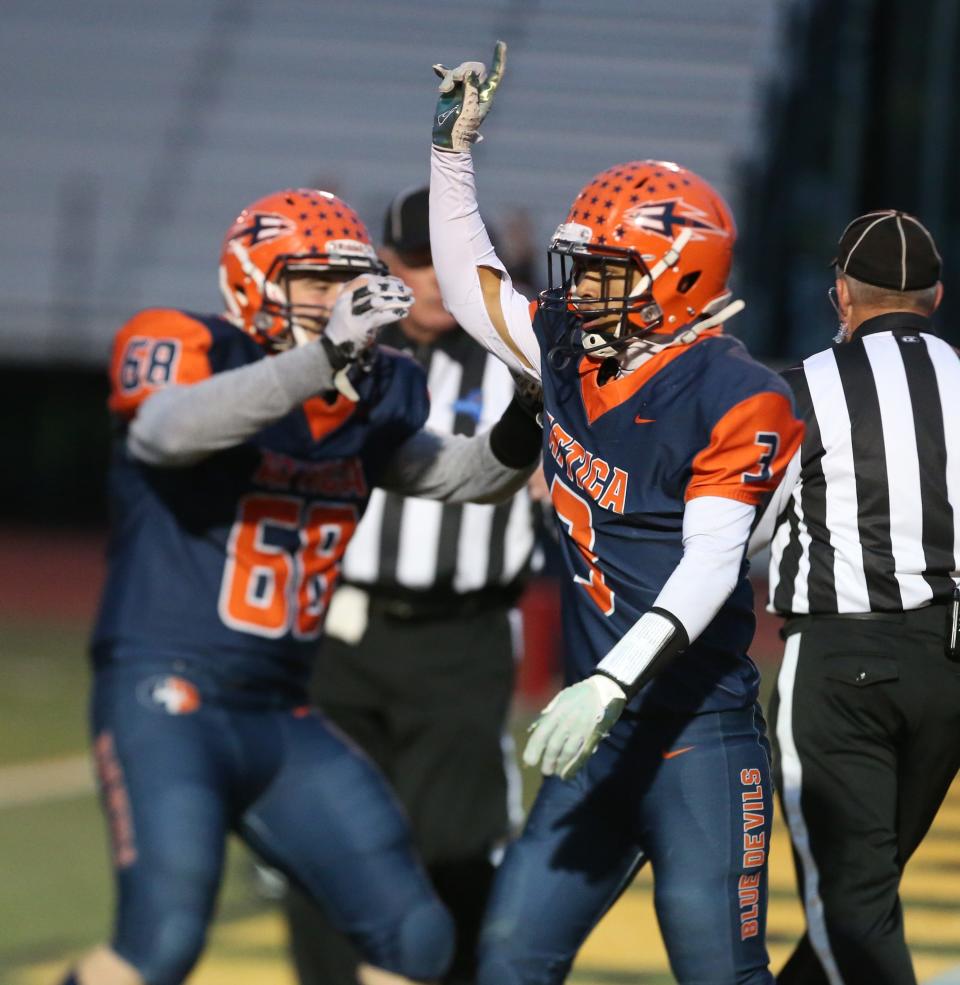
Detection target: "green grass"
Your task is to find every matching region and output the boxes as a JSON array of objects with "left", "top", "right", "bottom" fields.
[
  {"left": 0, "top": 619, "right": 92, "bottom": 765},
  {"left": 0, "top": 795, "right": 111, "bottom": 972},
  {"left": 0, "top": 617, "right": 104, "bottom": 976}
]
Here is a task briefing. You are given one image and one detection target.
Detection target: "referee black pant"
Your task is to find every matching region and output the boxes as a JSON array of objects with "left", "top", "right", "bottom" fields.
[
  {"left": 285, "top": 597, "right": 519, "bottom": 985},
  {"left": 769, "top": 607, "right": 960, "bottom": 985}
]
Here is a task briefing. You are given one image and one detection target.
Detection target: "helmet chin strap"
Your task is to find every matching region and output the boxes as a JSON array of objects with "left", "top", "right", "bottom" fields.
[
  {"left": 585, "top": 296, "right": 746, "bottom": 370},
  {"left": 579, "top": 331, "right": 619, "bottom": 359},
  {"left": 622, "top": 298, "right": 745, "bottom": 369},
  {"left": 629, "top": 226, "right": 694, "bottom": 299},
  {"left": 581, "top": 227, "right": 695, "bottom": 359}
]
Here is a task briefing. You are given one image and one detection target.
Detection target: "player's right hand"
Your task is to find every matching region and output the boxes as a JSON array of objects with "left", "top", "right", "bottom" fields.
[
  {"left": 324, "top": 274, "right": 413, "bottom": 361},
  {"left": 321, "top": 274, "right": 412, "bottom": 401},
  {"left": 432, "top": 40, "right": 507, "bottom": 152}
]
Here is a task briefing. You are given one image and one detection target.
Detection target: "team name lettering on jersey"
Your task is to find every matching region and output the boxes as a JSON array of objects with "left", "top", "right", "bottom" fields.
[
  {"left": 546, "top": 414, "right": 628, "bottom": 514},
  {"left": 253, "top": 450, "right": 367, "bottom": 499}
]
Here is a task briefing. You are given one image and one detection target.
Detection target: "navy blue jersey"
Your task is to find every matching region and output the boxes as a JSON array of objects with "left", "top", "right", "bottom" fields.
[
  {"left": 91, "top": 308, "right": 429, "bottom": 695},
  {"left": 534, "top": 310, "right": 803, "bottom": 713}
]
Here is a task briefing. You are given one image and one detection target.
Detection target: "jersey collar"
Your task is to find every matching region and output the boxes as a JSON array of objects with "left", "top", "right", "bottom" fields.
[
  {"left": 854, "top": 311, "right": 933, "bottom": 338},
  {"left": 578, "top": 327, "right": 722, "bottom": 425}
]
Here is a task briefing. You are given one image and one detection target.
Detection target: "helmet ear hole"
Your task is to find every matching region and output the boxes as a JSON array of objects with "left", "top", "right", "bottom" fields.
[{"left": 677, "top": 271, "right": 701, "bottom": 294}]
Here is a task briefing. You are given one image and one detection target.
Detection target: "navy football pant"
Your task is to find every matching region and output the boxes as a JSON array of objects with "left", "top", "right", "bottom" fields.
[
  {"left": 478, "top": 705, "right": 774, "bottom": 985},
  {"left": 90, "top": 663, "right": 453, "bottom": 985}
]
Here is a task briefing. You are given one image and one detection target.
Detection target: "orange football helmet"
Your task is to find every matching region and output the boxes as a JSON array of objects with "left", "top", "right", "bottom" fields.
[
  {"left": 219, "top": 188, "right": 386, "bottom": 349},
  {"left": 539, "top": 160, "right": 740, "bottom": 359}
]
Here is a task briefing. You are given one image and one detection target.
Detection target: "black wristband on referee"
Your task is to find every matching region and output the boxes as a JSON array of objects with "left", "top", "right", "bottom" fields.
[{"left": 489, "top": 394, "right": 543, "bottom": 468}]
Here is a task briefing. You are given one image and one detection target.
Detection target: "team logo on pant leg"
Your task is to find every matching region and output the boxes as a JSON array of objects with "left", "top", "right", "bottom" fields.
[{"left": 138, "top": 675, "right": 202, "bottom": 715}]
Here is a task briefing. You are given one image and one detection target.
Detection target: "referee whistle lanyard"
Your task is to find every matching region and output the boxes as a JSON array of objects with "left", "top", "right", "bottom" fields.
[{"left": 946, "top": 585, "right": 960, "bottom": 661}]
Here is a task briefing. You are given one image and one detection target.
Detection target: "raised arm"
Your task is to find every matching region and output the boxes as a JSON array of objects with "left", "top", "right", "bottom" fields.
[{"left": 429, "top": 42, "right": 541, "bottom": 381}]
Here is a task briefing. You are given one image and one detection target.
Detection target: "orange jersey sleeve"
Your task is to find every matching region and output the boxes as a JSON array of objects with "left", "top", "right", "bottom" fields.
[
  {"left": 686, "top": 391, "right": 804, "bottom": 505},
  {"left": 108, "top": 309, "right": 215, "bottom": 420}
]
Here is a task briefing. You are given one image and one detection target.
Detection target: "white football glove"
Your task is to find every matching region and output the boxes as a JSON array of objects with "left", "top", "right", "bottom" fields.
[
  {"left": 522, "top": 674, "right": 626, "bottom": 781},
  {"left": 432, "top": 40, "right": 507, "bottom": 153},
  {"left": 323, "top": 274, "right": 413, "bottom": 400}
]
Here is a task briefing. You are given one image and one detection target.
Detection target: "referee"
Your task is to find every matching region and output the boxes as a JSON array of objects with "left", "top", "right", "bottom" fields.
[
  {"left": 765, "top": 211, "right": 960, "bottom": 984},
  {"left": 284, "top": 187, "right": 536, "bottom": 985}
]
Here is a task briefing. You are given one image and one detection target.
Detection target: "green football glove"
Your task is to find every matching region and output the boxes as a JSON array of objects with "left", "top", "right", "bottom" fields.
[
  {"left": 432, "top": 40, "right": 507, "bottom": 152},
  {"left": 522, "top": 674, "right": 626, "bottom": 781}
]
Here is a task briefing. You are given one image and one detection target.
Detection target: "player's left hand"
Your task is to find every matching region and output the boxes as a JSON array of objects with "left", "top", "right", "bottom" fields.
[
  {"left": 324, "top": 274, "right": 413, "bottom": 357},
  {"left": 432, "top": 40, "right": 507, "bottom": 152},
  {"left": 523, "top": 674, "right": 626, "bottom": 780}
]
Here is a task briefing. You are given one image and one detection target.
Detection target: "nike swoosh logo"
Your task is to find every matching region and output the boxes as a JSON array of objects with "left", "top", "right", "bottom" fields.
[
  {"left": 634, "top": 416, "right": 656, "bottom": 424},
  {"left": 662, "top": 745, "right": 696, "bottom": 760},
  {"left": 436, "top": 108, "right": 459, "bottom": 126}
]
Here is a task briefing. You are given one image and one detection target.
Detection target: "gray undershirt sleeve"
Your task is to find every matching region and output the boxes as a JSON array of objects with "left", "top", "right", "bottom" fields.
[
  {"left": 127, "top": 342, "right": 337, "bottom": 466},
  {"left": 380, "top": 429, "right": 537, "bottom": 504},
  {"left": 128, "top": 340, "right": 537, "bottom": 503}
]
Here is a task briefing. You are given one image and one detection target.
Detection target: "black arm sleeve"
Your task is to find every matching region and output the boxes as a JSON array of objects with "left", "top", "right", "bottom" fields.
[{"left": 488, "top": 394, "right": 542, "bottom": 468}]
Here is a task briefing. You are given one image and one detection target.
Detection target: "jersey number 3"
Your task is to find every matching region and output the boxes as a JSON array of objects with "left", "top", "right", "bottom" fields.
[
  {"left": 742, "top": 431, "right": 780, "bottom": 485},
  {"left": 218, "top": 494, "right": 358, "bottom": 639},
  {"left": 551, "top": 477, "right": 615, "bottom": 616}
]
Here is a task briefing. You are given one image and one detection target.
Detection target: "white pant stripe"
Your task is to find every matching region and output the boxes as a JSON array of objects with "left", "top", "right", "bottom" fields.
[{"left": 776, "top": 633, "right": 846, "bottom": 985}]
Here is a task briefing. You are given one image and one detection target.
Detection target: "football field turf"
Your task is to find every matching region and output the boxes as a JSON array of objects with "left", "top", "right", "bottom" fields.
[{"left": 3, "top": 617, "right": 959, "bottom": 984}]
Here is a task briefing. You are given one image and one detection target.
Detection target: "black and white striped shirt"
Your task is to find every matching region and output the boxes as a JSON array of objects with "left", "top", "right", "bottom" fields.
[
  {"left": 769, "top": 312, "right": 960, "bottom": 614},
  {"left": 343, "top": 324, "right": 535, "bottom": 594}
]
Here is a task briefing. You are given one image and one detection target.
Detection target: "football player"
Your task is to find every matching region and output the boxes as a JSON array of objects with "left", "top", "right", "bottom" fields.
[
  {"left": 427, "top": 45, "right": 804, "bottom": 985},
  {"left": 62, "top": 188, "right": 542, "bottom": 985}
]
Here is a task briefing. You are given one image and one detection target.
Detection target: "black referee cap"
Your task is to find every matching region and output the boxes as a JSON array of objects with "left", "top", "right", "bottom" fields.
[
  {"left": 833, "top": 210, "right": 941, "bottom": 291},
  {"left": 382, "top": 186, "right": 430, "bottom": 255}
]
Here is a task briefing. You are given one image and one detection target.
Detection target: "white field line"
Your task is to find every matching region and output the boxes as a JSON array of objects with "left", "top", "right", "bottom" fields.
[{"left": 0, "top": 754, "right": 94, "bottom": 809}]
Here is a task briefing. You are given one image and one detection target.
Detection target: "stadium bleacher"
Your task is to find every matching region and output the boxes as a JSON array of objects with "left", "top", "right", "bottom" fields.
[{"left": 1, "top": 0, "right": 786, "bottom": 362}]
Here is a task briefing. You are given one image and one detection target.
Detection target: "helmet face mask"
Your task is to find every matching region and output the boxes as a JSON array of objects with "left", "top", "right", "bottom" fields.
[
  {"left": 545, "top": 247, "right": 664, "bottom": 357},
  {"left": 260, "top": 264, "right": 365, "bottom": 348},
  {"left": 219, "top": 190, "right": 386, "bottom": 351},
  {"left": 538, "top": 161, "right": 737, "bottom": 361}
]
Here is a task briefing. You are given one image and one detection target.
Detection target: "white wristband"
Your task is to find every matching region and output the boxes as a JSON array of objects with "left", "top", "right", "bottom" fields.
[{"left": 597, "top": 610, "right": 678, "bottom": 688}]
